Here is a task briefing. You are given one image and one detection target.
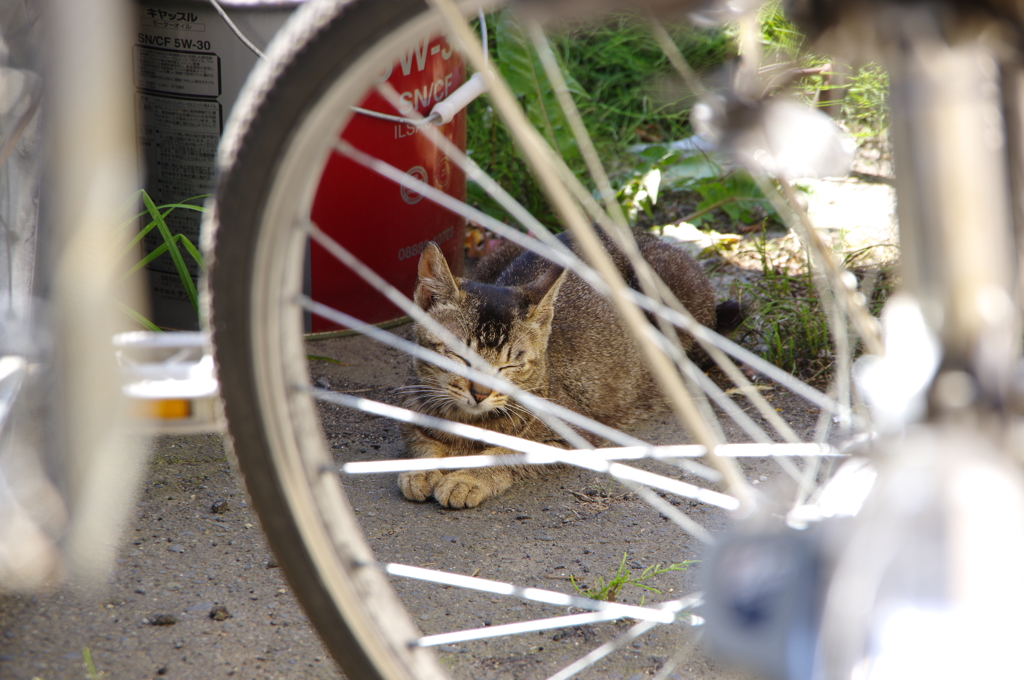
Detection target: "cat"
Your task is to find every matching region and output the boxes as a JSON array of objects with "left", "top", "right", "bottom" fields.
[{"left": 398, "top": 229, "right": 725, "bottom": 509}]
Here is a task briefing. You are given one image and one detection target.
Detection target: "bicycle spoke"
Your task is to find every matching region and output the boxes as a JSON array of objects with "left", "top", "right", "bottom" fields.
[
  {"left": 312, "top": 386, "right": 741, "bottom": 510},
  {"left": 383, "top": 562, "right": 681, "bottom": 623},
  {"left": 340, "top": 442, "right": 839, "bottom": 475},
  {"left": 545, "top": 596, "right": 701, "bottom": 680},
  {"left": 418, "top": 611, "right": 627, "bottom": 647}
]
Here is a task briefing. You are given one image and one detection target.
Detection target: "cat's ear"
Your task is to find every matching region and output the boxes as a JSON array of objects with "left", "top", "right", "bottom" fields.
[
  {"left": 414, "top": 242, "right": 459, "bottom": 311},
  {"left": 524, "top": 266, "right": 567, "bottom": 329}
]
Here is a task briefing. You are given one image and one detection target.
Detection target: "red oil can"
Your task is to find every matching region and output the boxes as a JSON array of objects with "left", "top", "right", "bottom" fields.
[{"left": 309, "top": 35, "right": 467, "bottom": 333}]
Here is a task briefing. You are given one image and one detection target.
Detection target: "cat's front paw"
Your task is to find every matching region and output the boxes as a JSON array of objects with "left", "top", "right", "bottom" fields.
[
  {"left": 398, "top": 470, "right": 445, "bottom": 502},
  {"left": 434, "top": 470, "right": 512, "bottom": 509}
]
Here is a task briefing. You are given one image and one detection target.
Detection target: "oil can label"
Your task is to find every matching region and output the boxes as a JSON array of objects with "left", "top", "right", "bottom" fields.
[
  {"left": 135, "top": 92, "right": 221, "bottom": 281},
  {"left": 309, "top": 34, "right": 467, "bottom": 331},
  {"left": 133, "top": 45, "right": 221, "bottom": 97}
]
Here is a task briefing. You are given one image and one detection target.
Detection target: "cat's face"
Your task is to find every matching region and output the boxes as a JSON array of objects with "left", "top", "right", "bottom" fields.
[{"left": 409, "top": 244, "right": 564, "bottom": 420}]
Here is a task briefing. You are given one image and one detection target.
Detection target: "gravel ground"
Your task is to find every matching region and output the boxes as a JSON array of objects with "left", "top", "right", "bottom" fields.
[
  {"left": 0, "top": 433, "right": 341, "bottom": 679},
  {"left": 0, "top": 331, "right": 824, "bottom": 680}
]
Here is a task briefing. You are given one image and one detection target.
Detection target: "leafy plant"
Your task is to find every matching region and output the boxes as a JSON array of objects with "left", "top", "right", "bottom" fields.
[
  {"left": 732, "top": 227, "right": 897, "bottom": 382},
  {"left": 735, "top": 237, "right": 890, "bottom": 379},
  {"left": 617, "top": 148, "right": 675, "bottom": 223},
  {"left": 735, "top": 235, "right": 832, "bottom": 380},
  {"left": 688, "top": 171, "right": 775, "bottom": 226},
  {"left": 570, "top": 552, "right": 691, "bottom": 604},
  {"left": 116, "top": 190, "right": 207, "bottom": 331}
]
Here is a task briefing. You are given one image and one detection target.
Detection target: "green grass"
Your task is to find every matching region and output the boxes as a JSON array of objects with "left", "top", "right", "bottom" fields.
[
  {"left": 116, "top": 190, "right": 208, "bottom": 330},
  {"left": 736, "top": 239, "right": 833, "bottom": 381},
  {"left": 733, "top": 233, "right": 896, "bottom": 382},
  {"left": 467, "top": 11, "right": 732, "bottom": 229},
  {"left": 467, "top": 6, "right": 888, "bottom": 232},
  {"left": 570, "top": 552, "right": 692, "bottom": 605}
]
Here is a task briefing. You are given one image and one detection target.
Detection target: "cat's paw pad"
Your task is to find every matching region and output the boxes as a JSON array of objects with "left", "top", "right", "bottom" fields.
[
  {"left": 398, "top": 470, "right": 444, "bottom": 502},
  {"left": 434, "top": 472, "right": 494, "bottom": 509}
]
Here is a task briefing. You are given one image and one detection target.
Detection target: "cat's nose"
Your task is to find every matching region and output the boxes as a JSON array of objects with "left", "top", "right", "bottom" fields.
[{"left": 469, "top": 382, "right": 492, "bottom": 404}]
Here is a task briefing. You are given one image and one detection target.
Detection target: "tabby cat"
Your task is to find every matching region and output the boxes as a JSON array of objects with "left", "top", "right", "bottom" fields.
[{"left": 399, "top": 230, "right": 721, "bottom": 508}]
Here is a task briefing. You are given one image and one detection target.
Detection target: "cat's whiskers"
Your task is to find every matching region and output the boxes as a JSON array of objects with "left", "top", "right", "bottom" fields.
[
  {"left": 421, "top": 393, "right": 455, "bottom": 416},
  {"left": 508, "top": 402, "right": 534, "bottom": 431}
]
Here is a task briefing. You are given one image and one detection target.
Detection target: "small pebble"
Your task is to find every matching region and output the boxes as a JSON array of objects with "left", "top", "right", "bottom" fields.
[
  {"left": 266, "top": 555, "right": 279, "bottom": 569},
  {"left": 211, "top": 500, "right": 230, "bottom": 514},
  {"left": 149, "top": 614, "right": 177, "bottom": 626},
  {"left": 210, "top": 605, "right": 232, "bottom": 621}
]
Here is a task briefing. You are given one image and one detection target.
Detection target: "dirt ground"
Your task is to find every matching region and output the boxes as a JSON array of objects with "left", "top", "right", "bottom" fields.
[
  {"left": 0, "top": 323, "right": 824, "bottom": 680},
  {"left": 0, "top": 175, "right": 892, "bottom": 680}
]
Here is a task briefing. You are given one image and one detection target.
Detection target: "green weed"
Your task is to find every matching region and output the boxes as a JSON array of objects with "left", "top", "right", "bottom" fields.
[
  {"left": 755, "top": 1, "right": 890, "bottom": 140},
  {"left": 467, "top": 11, "right": 732, "bottom": 229},
  {"left": 116, "top": 190, "right": 208, "bottom": 330},
  {"left": 735, "top": 235, "right": 832, "bottom": 381},
  {"left": 570, "top": 552, "right": 692, "bottom": 604},
  {"left": 735, "top": 233, "right": 895, "bottom": 382},
  {"left": 466, "top": 5, "right": 889, "bottom": 233},
  {"left": 82, "top": 646, "right": 104, "bottom": 679}
]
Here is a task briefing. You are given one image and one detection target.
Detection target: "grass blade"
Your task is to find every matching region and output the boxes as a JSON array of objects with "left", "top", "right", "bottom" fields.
[
  {"left": 175, "top": 232, "right": 205, "bottom": 269},
  {"left": 117, "top": 301, "right": 161, "bottom": 332},
  {"left": 141, "top": 190, "right": 199, "bottom": 312}
]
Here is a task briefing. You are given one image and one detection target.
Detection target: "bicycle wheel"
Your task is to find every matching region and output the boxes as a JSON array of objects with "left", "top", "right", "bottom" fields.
[{"left": 207, "top": 1, "right": 871, "bottom": 678}]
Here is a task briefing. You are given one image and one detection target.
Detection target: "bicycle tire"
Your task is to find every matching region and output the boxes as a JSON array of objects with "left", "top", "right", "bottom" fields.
[
  {"left": 207, "top": 1, "right": 452, "bottom": 678},
  {"left": 207, "top": 1, "right": 868, "bottom": 677}
]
